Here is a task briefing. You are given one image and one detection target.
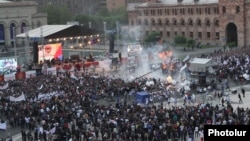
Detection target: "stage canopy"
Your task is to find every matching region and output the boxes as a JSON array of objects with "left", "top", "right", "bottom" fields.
[{"left": 16, "top": 24, "right": 101, "bottom": 40}]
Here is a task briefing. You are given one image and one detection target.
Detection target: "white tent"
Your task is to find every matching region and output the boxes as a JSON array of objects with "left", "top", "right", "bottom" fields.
[{"left": 189, "top": 58, "right": 213, "bottom": 72}]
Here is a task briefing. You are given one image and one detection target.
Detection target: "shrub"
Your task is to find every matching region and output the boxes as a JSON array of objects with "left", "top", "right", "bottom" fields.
[
  {"left": 174, "top": 36, "right": 187, "bottom": 44},
  {"left": 227, "top": 42, "right": 237, "bottom": 48}
]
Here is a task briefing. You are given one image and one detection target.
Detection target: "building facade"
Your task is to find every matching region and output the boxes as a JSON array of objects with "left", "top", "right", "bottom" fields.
[
  {"left": 106, "top": 0, "right": 148, "bottom": 12},
  {"left": 32, "top": 0, "right": 105, "bottom": 16},
  {"left": 0, "top": 0, "right": 47, "bottom": 47},
  {"left": 128, "top": 0, "right": 250, "bottom": 47}
]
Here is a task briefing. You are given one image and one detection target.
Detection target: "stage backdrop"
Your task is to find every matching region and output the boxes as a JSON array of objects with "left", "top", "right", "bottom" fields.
[
  {"left": 38, "top": 43, "right": 63, "bottom": 63},
  {"left": 136, "top": 91, "right": 150, "bottom": 104}
]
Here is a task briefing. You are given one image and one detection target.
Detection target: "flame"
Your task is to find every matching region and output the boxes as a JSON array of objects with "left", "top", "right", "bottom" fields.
[
  {"left": 166, "top": 76, "right": 173, "bottom": 83},
  {"left": 158, "top": 51, "right": 172, "bottom": 60}
]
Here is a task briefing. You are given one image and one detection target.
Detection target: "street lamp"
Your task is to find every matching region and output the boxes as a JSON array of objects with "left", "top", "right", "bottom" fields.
[
  {"left": 103, "top": 22, "right": 106, "bottom": 48},
  {"left": 116, "top": 21, "right": 119, "bottom": 48},
  {"left": 13, "top": 26, "right": 17, "bottom": 57}
]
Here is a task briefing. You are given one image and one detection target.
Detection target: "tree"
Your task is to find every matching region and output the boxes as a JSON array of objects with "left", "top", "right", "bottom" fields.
[
  {"left": 186, "top": 39, "right": 195, "bottom": 49},
  {"left": 174, "top": 36, "right": 187, "bottom": 44},
  {"left": 42, "top": 5, "right": 73, "bottom": 24},
  {"left": 144, "top": 32, "right": 161, "bottom": 43}
]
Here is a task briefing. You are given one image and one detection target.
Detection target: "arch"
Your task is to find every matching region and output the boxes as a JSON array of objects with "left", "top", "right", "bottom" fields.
[
  {"left": 180, "top": 18, "right": 185, "bottom": 26},
  {"left": 37, "top": 21, "right": 41, "bottom": 27},
  {"left": 151, "top": 18, "right": 155, "bottom": 25},
  {"left": 172, "top": 18, "right": 177, "bottom": 26},
  {"left": 158, "top": 18, "right": 162, "bottom": 26},
  {"left": 165, "top": 18, "right": 170, "bottom": 26},
  {"left": 144, "top": 19, "right": 148, "bottom": 25},
  {"left": 225, "top": 23, "right": 238, "bottom": 45},
  {"left": 9, "top": 23, "right": 16, "bottom": 40},
  {"left": 188, "top": 18, "right": 193, "bottom": 26},
  {"left": 137, "top": 19, "right": 142, "bottom": 25},
  {"left": 205, "top": 18, "right": 210, "bottom": 27},
  {"left": 196, "top": 18, "right": 202, "bottom": 27},
  {"left": 213, "top": 18, "right": 219, "bottom": 27}
]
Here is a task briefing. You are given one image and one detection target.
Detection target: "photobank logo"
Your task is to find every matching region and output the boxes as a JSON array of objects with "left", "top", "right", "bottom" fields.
[{"left": 204, "top": 125, "right": 250, "bottom": 140}]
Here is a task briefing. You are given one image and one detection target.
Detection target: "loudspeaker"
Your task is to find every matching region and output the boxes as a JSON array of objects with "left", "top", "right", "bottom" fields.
[
  {"left": 198, "top": 74, "right": 206, "bottom": 85},
  {"left": 33, "top": 41, "right": 39, "bottom": 64},
  {"left": 109, "top": 33, "right": 115, "bottom": 53}
]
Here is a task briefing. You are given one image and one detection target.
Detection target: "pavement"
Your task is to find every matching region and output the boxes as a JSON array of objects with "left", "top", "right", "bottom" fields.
[{"left": 2, "top": 45, "right": 249, "bottom": 141}]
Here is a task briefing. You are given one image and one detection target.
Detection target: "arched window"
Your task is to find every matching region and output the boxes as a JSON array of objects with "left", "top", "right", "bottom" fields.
[
  {"left": 138, "top": 19, "right": 142, "bottom": 25},
  {"left": 144, "top": 19, "right": 148, "bottom": 25},
  {"left": 151, "top": 19, "right": 155, "bottom": 25},
  {"left": 206, "top": 19, "right": 210, "bottom": 26},
  {"left": 158, "top": 19, "right": 162, "bottom": 26},
  {"left": 189, "top": 19, "right": 193, "bottom": 26},
  {"left": 21, "top": 22, "right": 27, "bottom": 33},
  {"left": 9, "top": 23, "right": 16, "bottom": 40},
  {"left": 165, "top": 19, "right": 169, "bottom": 25},
  {"left": 173, "top": 19, "right": 177, "bottom": 26},
  {"left": 181, "top": 19, "right": 185, "bottom": 26},
  {"left": 0, "top": 24, "right": 5, "bottom": 43},
  {"left": 197, "top": 19, "right": 201, "bottom": 26},
  {"left": 214, "top": 20, "right": 219, "bottom": 26}
]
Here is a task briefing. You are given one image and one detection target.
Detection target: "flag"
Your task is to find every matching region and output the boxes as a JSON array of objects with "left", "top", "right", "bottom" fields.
[
  {"left": 0, "top": 83, "right": 8, "bottom": 90},
  {"left": 15, "top": 72, "right": 26, "bottom": 80},
  {"left": 9, "top": 93, "right": 26, "bottom": 102},
  {"left": 0, "top": 75, "right": 4, "bottom": 82},
  {"left": 0, "top": 122, "right": 6, "bottom": 130},
  {"left": 49, "top": 127, "right": 56, "bottom": 134}
]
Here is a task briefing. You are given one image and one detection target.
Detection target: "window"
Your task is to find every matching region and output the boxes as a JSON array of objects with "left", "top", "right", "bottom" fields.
[
  {"left": 197, "top": 20, "right": 202, "bottom": 26},
  {"left": 173, "top": 20, "right": 177, "bottom": 26},
  {"left": 144, "top": 20, "right": 148, "bottom": 25},
  {"left": 158, "top": 19, "right": 162, "bottom": 26},
  {"left": 190, "top": 32, "right": 193, "bottom": 38},
  {"left": 206, "top": 20, "right": 210, "bottom": 26},
  {"left": 214, "top": 20, "right": 219, "bottom": 26},
  {"left": 158, "top": 9, "right": 162, "bottom": 15},
  {"left": 151, "top": 10, "right": 155, "bottom": 16},
  {"left": 175, "top": 31, "right": 177, "bottom": 36},
  {"left": 236, "top": 6, "right": 240, "bottom": 13},
  {"left": 144, "top": 10, "right": 148, "bottom": 16},
  {"left": 182, "top": 32, "right": 185, "bottom": 37},
  {"left": 205, "top": 8, "right": 210, "bottom": 14},
  {"left": 131, "top": 20, "right": 134, "bottom": 26},
  {"left": 165, "top": 20, "right": 169, "bottom": 25},
  {"left": 151, "top": 19, "right": 155, "bottom": 25},
  {"left": 216, "top": 32, "right": 220, "bottom": 39},
  {"left": 167, "top": 31, "right": 170, "bottom": 37},
  {"left": 207, "top": 32, "right": 211, "bottom": 39},
  {"left": 222, "top": 6, "right": 226, "bottom": 13},
  {"left": 181, "top": 19, "right": 185, "bottom": 26},
  {"left": 146, "top": 31, "right": 149, "bottom": 36},
  {"left": 160, "top": 31, "right": 163, "bottom": 36},
  {"left": 189, "top": 20, "right": 193, "bottom": 26},
  {"left": 198, "top": 32, "right": 202, "bottom": 39}
]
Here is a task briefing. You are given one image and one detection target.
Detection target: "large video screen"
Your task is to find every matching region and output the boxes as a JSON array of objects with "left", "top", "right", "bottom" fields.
[
  {"left": 38, "top": 43, "right": 63, "bottom": 63},
  {"left": 0, "top": 58, "right": 17, "bottom": 74}
]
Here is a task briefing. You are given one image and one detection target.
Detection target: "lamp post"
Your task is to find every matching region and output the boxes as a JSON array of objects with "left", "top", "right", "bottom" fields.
[
  {"left": 13, "top": 26, "right": 17, "bottom": 57},
  {"left": 116, "top": 21, "right": 119, "bottom": 48},
  {"left": 103, "top": 22, "right": 106, "bottom": 48}
]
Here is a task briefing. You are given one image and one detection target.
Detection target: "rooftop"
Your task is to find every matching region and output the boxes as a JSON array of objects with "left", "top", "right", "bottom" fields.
[{"left": 139, "top": 0, "right": 218, "bottom": 7}]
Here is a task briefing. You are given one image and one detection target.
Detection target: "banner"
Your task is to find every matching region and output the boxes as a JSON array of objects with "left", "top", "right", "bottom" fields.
[
  {"left": 15, "top": 72, "right": 26, "bottom": 80},
  {"left": 9, "top": 93, "right": 26, "bottom": 102},
  {"left": 0, "top": 75, "right": 4, "bottom": 82},
  {"left": 0, "top": 83, "right": 8, "bottom": 90},
  {"left": 0, "top": 122, "right": 6, "bottom": 130}
]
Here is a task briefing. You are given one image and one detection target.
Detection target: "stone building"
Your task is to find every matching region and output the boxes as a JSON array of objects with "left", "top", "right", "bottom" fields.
[
  {"left": 0, "top": 0, "right": 47, "bottom": 47},
  {"left": 128, "top": 0, "right": 250, "bottom": 47}
]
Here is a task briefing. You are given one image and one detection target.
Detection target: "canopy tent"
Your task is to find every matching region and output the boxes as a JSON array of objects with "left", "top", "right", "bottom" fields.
[
  {"left": 189, "top": 58, "right": 213, "bottom": 72},
  {"left": 16, "top": 24, "right": 101, "bottom": 40},
  {"left": 135, "top": 91, "right": 150, "bottom": 104}
]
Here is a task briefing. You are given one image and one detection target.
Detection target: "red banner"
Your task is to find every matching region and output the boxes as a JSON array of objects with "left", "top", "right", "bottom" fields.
[
  {"left": 0, "top": 75, "right": 4, "bottom": 82},
  {"left": 15, "top": 72, "right": 26, "bottom": 80}
]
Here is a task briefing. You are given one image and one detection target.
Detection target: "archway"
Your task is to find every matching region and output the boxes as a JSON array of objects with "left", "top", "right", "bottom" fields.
[{"left": 226, "top": 23, "right": 237, "bottom": 45}]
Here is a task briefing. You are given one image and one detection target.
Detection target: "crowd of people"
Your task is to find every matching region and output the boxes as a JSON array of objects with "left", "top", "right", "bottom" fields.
[{"left": 0, "top": 47, "right": 249, "bottom": 141}]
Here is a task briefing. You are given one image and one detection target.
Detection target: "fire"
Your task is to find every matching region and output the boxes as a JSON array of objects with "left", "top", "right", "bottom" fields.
[
  {"left": 158, "top": 51, "right": 173, "bottom": 60},
  {"left": 166, "top": 75, "right": 173, "bottom": 83}
]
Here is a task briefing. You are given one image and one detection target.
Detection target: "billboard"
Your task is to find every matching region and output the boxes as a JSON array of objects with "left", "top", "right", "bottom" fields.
[
  {"left": 0, "top": 58, "right": 17, "bottom": 74},
  {"left": 38, "top": 43, "right": 63, "bottom": 63}
]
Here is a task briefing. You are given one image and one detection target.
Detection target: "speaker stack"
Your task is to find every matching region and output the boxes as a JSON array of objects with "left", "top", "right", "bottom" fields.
[{"left": 33, "top": 41, "right": 39, "bottom": 64}]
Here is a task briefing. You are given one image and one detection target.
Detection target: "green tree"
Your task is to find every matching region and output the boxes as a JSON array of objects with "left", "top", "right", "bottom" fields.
[
  {"left": 174, "top": 36, "right": 187, "bottom": 44},
  {"left": 42, "top": 5, "right": 73, "bottom": 24},
  {"left": 144, "top": 32, "right": 161, "bottom": 43},
  {"left": 186, "top": 39, "right": 195, "bottom": 49}
]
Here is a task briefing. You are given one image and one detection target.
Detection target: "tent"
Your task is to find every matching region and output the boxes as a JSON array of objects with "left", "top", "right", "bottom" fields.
[
  {"left": 189, "top": 58, "right": 213, "bottom": 72},
  {"left": 135, "top": 91, "right": 150, "bottom": 104}
]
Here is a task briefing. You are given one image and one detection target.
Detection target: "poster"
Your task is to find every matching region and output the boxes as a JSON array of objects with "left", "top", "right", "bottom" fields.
[{"left": 38, "top": 43, "right": 63, "bottom": 63}]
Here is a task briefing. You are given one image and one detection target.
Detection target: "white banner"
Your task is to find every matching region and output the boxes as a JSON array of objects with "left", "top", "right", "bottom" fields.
[
  {"left": 0, "top": 83, "right": 8, "bottom": 90},
  {"left": 0, "top": 122, "right": 6, "bottom": 130},
  {"left": 9, "top": 94, "right": 26, "bottom": 102}
]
